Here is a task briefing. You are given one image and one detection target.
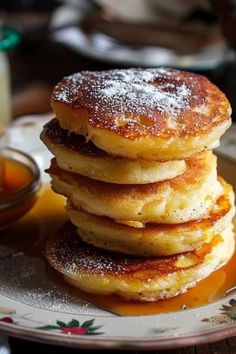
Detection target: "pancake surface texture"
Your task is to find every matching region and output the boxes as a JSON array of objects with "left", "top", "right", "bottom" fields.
[
  {"left": 49, "top": 151, "right": 223, "bottom": 225},
  {"left": 46, "top": 222, "right": 235, "bottom": 302},
  {"left": 51, "top": 68, "right": 231, "bottom": 161},
  {"left": 41, "top": 119, "right": 186, "bottom": 184},
  {"left": 67, "top": 178, "right": 235, "bottom": 256}
]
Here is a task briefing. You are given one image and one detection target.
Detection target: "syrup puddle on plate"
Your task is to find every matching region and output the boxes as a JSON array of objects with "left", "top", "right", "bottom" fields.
[
  {"left": 73, "top": 249, "right": 236, "bottom": 316},
  {"left": 1, "top": 185, "right": 236, "bottom": 316}
]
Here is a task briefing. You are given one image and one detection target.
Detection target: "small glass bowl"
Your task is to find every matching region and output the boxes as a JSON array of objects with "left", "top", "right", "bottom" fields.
[{"left": 0, "top": 148, "right": 41, "bottom": 229}]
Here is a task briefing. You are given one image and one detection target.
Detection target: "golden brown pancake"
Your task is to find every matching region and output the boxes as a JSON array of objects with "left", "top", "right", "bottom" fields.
[
  {"left": 46, "top": 221, "right": 235, "bottom": 302},
  {"left": 41, "top": 118, "right": 186, "bottom": 184},
  {"left": 51, "top": 68, "right": 231, "bottom": 161},
  {"left": 67, "top": 179, "right": 235, "bottom": 256},
  {"left": 48, "top": 151, "right": 223, "bottom": 225}
]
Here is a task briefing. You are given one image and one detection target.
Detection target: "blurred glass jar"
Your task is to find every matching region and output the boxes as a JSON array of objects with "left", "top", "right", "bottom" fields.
[
  {"left": 0, "top": 25, "right": 20, "bottom": 126},
  {"left": 0, "top": 128, "right": 5, "bottom": 191}
]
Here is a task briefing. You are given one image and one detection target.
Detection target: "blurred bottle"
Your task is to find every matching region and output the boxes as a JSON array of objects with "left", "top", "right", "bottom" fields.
[
  {"left": 0, "top": 21, "right": 19, "bottom": 126},
  {"left": 0, "top": 25, "right": 11, "bottom": 126}
]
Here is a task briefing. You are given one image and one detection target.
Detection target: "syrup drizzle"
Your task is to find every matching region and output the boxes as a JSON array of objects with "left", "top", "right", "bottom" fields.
[{"left": 73, "top": 247, "right": 236, "bottom": 316}]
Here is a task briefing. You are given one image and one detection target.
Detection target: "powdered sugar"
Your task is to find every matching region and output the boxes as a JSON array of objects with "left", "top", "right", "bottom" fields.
[
  {"left": 98, "top": 70, "right": 191, "bottom": 117},
  {"left": 48, "top": 222, "right": 130, "bottom": 276},
  {"left": 52, "top": 68, "right": 193, "bottom": 122},
  {"left": 0, "top": 245, "right": 109, "bottom": 316}
]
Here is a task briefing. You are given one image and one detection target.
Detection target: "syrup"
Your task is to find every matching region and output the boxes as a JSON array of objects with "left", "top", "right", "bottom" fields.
[
  {"left": 0, "top": 158, "right": 38, "bottom": 228},
  {"left": 74, "top": 249, "right": 236, "bottom": 316},
  {"left": 1, "top": 158, "right": 33, "bottom": 196},
  {"left": 0, "top": 185, "right": 235, "bottom": 316}
]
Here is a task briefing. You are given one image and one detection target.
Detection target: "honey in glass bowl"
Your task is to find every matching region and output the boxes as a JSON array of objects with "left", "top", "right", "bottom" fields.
[{"left": 0, "top": 146, "right": 41, "bottom": 229}]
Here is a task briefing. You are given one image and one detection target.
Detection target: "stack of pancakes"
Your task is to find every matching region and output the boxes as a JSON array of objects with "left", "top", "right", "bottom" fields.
[{"left": 41, "top": 68, "right": 235, "bottom": 302}]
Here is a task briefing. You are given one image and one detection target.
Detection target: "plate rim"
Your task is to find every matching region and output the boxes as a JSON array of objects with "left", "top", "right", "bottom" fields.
[{"left": 1, "top": 320, "right": 236, "bottom": 350}]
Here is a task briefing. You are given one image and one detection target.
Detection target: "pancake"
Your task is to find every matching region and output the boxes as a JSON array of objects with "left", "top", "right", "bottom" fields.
[
  {"left": 46, "top": 221, "right": 235, "bottom": 302},
  {"left": 48, "top": 151, "right": 223, "bottom": 225},
  {"left": 51, "top": 68, "right": 231, "bottom": 161},
  {"left": 66, "top": 179, "right": 235, "bottom": 256},
  {"left": 41, "top": 118, "right": 186, "bottom": 184}
]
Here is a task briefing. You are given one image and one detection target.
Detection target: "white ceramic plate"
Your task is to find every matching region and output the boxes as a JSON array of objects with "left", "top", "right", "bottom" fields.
[
  {"left": 0, "top": 116, "right": 236, "bottom": 350},
  {"left": 52, "top": 26, "right": 235, "bottom": 70}
]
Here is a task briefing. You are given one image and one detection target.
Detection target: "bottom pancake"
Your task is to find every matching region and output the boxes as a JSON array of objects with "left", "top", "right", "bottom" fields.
[{"left": 46, "top": 222, "right": 235, "bottom": 302}]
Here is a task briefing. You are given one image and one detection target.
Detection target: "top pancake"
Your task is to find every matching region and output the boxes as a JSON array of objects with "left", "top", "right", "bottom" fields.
[{"left": 51, "top": 68, "right": 231, "bottom": 160}]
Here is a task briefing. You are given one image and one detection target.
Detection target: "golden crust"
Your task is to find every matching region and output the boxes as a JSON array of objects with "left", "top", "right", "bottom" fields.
[
  {"left": 46, "top": 221, "right": 235, "bottom": 301},
  {"left": 67, "top": 179, "right": 235, "bottom": 256},
  {"left": 48, "top": 151, "right": 223, "bottom": 224},
  {"left": 51, "top": 68, "right": 231, "bottom": 160},
  {"left": 41, "top": 118, "right": 186, "bottom": 184},
  {"left": 51, "top": 68, "right": 230, "bottom": 139}
]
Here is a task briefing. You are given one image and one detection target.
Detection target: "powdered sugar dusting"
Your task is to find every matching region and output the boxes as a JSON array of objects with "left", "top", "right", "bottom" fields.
[
  {"left": 97, "top": 70, "right": 191, "bottom": 118},
  {"left": 0, "top": 242, "right": 109, "bottom": 316},
  {"left": 52, "top": 68, "right": 195, "bottom": 128},
  {"left": 52, "top": 68, "right": 226, "bottom": 139},
  {"left": 48, "top": 222, "right": 130, "bottom": 276}
]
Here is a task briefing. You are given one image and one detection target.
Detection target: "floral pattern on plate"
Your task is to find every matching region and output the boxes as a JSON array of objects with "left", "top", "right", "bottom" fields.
[
  {"left": 202, "top": 298, "right": 236, "bottom": 325},
  {"left": 0, "top": 307, "right": 103, "bottom": 335}
]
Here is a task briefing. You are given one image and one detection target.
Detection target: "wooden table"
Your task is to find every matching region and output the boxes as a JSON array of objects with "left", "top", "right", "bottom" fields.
[{"left": 8, "top": 336, "right": 236, "bottom": 353}]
